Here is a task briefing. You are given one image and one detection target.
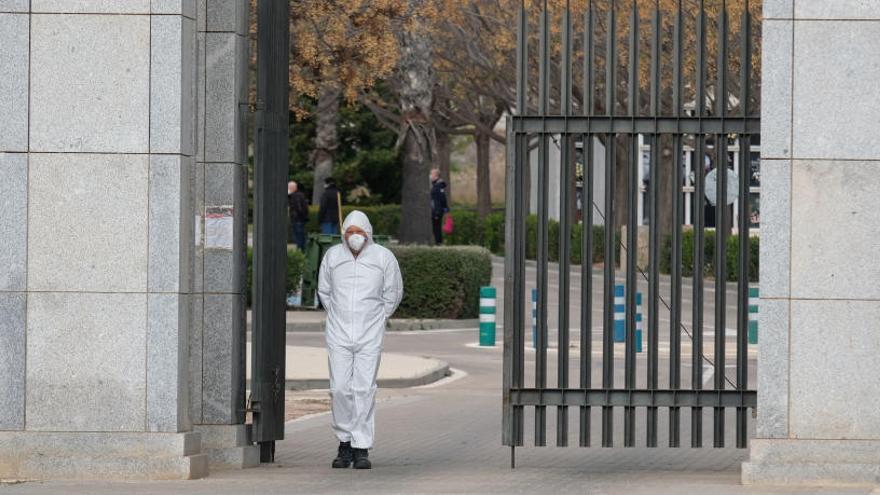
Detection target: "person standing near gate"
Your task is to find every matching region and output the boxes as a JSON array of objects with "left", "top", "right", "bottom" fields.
[
  {"left": 318, "top": 210, "right": 403, "bottom": 470},
  {"left": 318, "top": 177, "right": 342, "bottom": 235},
  {"left": 429, "top": 168, "right": 449, "bottom": 244},
  {"left": 288, "top": 181, "right": 309, "bottom": 250}
]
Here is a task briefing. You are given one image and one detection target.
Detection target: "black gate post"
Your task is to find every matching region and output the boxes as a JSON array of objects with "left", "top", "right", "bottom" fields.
[{"left": 251, "top": 0, "right": 290, "bottom": 464}]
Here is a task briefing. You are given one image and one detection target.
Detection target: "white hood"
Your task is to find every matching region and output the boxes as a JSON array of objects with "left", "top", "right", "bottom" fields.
[{"left": 342, "top": 210, "right": 373, "bottom": 239}]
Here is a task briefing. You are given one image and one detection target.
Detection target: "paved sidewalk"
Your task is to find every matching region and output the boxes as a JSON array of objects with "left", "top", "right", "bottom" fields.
[
  {"left": 5, "top": 327, "right": 876, "bottom": 494},
  {"left": 245, "top": 344, "right": 451, "bottom": 389},
  {"left": 4, "top": 264, "right": 876, "bottom": 494}
]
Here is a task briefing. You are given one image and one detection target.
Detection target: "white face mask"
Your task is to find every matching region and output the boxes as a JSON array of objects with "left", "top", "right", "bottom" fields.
[{"left": 347, "top": 233, "right": 366, "bottom": 252}]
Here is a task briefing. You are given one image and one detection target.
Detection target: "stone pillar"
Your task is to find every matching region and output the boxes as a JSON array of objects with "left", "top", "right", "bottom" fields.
[
  {"left": 743, "top": 0, "right": 880, "bottom": 485},
  {"left": 191, "top": 0, "right": 257, "bottom": 469},
  {"left": 0, "top": 1, "right": 205, "bottom": 480}
]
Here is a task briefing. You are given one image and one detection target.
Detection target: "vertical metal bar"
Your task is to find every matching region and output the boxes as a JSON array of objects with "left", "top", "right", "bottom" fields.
[
  {"left": 740, "top": 1, "right": 751, "bottom": 119},
  {"left": 579, "top": 2, "right": 595, "bottom": 448},
  {"left": 716, "top": 3, "right": 728, "bottom": 119},
  {"left": 623, "top": 0, "right": 639, "bottom": 448},
  {"left": 251, "top": 0, "right": 290, "bottom": 462},
  {"left": 713, "top": 1, "right": 728, "bottom": 449},
  {"left": 506, "top": 0, "right": 528, "bottom": 450},
  {"left": 646, "top": 1, "right": 661, "bottom": 449},
  {"left": 736, "top": 2, "right": 752, "bottom": 450},
  {"left": 713, "top": 136, "right": 727, "bottom": 449},
  {"left": 557, "top": 2, "right": 573, "bottom": 448},
  {"left": 736, "top": 135, "right": 751, "bottom": 449},
  {"left": 517, "top": 0, "right": 527, "bottom": 115},
  {"left": 649, "top": 3, "right": 660, "bottom": 117},
  {"left": 516, "top": 133, "right": 528, "bottom": 446},
  {"left": 601, "top": 0, "right": 617, "bottom": 449},
  {"left": 558, "top": 134, "right": 571, "bottom": 448},
  {"left": 581, "top": 134, "right": 594, "bottom": 448},
  {"left": 627, "top": 2, "right": 639, "bottom": 117},
  {"left": 584, "top": 3, "right": 594, "bottom": 116},
  {"left": 669, "top": 0, "right": 684, "bottom": 448},
  {"left": 691, "top": 1, "right": 707, "bottom": 449},
  {"left": 535, "top": 1, "right": 550, "bottom": 447},
  {"left": 514, "top": 136, "right": 526, "bottom": 450},
  {"left": 605, "top": 1, "right": 617, "bottom": 116},
  {"left": 539, "top": 3, "right": 549, "bottom": 116},
  {"left": 503, "top": 119, "right": 517, "bottom": 449},
  {"left": 504, "top": 0, "right": 523, "bottom": 450},
  {"left": 624, "top": 141, "right": 637, "bottom": 446},
  {"left": 536, "top": 135, "right": 548, "bottom": 447}
]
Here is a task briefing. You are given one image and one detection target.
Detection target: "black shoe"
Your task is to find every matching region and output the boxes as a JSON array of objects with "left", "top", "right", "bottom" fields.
[
  {"left": 331, "top": 442, "right": 353, "bottom": 468},
  {"left": 352, "top": 448, "right": 371, "bottom": 469}
]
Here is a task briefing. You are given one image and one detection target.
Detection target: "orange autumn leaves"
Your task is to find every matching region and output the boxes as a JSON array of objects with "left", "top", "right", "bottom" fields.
[{"left": 279, "top": 0, "right": 761, "bottom": 117}]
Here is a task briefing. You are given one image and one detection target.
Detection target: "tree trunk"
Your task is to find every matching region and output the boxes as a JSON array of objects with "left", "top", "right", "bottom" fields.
[
  {"left": 435, "top": 129, "right": 451, "bottom": 203},
  {"left": 475, "top": 131, "right": 492, "bottom": 218},
  {"left": 311, "top": 84, "right": 340, "bottom": 205},
  {"left": 396, "top": 14, "right": 435, "bottom": 244}
]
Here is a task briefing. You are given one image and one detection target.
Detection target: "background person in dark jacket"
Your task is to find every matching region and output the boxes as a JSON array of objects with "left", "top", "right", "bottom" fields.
[
  {"left": 319, "top": 177, "right": 342, "bottom": 234},
  {"left": 288, "top": 181, "right": 309, "bottom": 250},
  {"left": 429, "top": 168, "right": 449, "bottom": 244}
]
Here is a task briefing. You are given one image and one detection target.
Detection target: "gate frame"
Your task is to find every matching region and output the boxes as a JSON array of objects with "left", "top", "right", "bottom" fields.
[{"left": 503, "top": 0, "right": 758, "bottom": 464}]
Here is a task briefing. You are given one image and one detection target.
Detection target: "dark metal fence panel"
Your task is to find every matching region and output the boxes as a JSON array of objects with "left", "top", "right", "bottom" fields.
[{"left": 502, "top": 0, "right": 759, "bottom": 459}]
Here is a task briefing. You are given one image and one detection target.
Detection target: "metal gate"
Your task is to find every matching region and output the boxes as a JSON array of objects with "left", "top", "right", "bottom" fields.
[{"left": 502, "top": 0, "right": 759, "bottom": 463}]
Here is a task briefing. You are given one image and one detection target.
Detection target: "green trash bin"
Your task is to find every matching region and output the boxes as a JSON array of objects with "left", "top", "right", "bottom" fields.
[{"left": 300, "top": 233, "right": 391, "bottom": 307}]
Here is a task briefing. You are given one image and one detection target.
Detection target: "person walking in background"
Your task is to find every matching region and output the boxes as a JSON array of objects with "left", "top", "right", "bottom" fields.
[
  {"left": 318, "top": 211, "right": 404, "bottom": 470},
  {"left": 319, "top": 177, "right": 341, "bottom": 235},
  {"left": 429, "top": 168, "right": 449, "bottom": 245},
  {"left": 288, "top": 180, "right": 309, "bottom": 250}
]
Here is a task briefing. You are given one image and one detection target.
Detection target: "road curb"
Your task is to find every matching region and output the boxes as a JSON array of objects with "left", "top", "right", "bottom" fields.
[
  {"left": 283, "top": 318, "right": 479, "bottom": 333},
  {"left": 285, "top": 360, "right": 451, "bottom": 391}
]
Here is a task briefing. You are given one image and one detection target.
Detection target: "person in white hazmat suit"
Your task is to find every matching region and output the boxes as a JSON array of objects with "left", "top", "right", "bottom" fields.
[{"left": 318, "top": 210, "right": 403, "bottom": 470}]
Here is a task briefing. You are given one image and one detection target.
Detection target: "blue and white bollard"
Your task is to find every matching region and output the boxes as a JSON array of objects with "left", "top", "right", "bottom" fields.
[
  {"left": 748, "top": 287, "right": 759, "bottom": 344},
  {"left": 614, "top": 285, "right": 626, "bottom": 342},
  {"left": 614, "top": 284, "right": 643, "bottom": 352},
  {"left": 531, "top": 288, "right": 538, "bottom": 349},
  {"left": 479, "top": 286, "right": 497, "bottom": 346},
  {"left": 635, "top": 292, "right": 643, "bottom": 353}
]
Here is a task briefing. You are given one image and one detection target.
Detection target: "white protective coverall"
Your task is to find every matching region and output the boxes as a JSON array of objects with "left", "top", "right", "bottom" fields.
[{"left": 318, "top": 211, "right": 404, "bottom": 449}]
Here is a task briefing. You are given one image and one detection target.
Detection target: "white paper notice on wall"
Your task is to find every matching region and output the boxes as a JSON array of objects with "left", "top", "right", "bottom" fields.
[
  {"left": 205, "top": 206, "right": 234, "bottom": 250},
  {"left": 195, "top": 215, "right": 203, "bottom": 246}
]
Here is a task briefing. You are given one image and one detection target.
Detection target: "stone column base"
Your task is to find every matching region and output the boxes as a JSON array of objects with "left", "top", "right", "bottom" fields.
[
  {"left": 0, "top": 432, "right": 207, "bottom": 481},
  {"left": 193, "top": 424, "right": 259, "bottom": 470},
  {"left": 742, "top": 439, "right": 880, "bottom": 486}
]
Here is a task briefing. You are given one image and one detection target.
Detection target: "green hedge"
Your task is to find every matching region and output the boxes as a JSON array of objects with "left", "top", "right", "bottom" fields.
[
  {"left": 246, "top": 247, "right": 307, "bottom": 307},
  {"left": 447, "top": 210, "right": 618, "bottom": 266},
  {"left": 305, "top": 204, "right": 400, "bottom": 236},
  {"left": 445, "top": 210, "right": 486, "bottom": 247},
  {"left": 390, "top": 245, "right": 493, "bottom": 319},
  {"left": 301, "top": 203, "right": 618, "bottom": 266},
  {"left": 659, "top": 229, "right": 759, "bottom": 282}
]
